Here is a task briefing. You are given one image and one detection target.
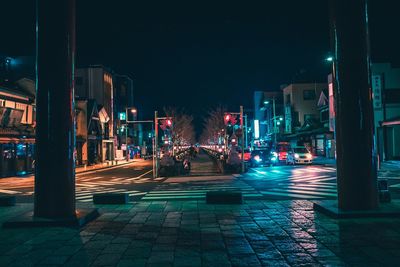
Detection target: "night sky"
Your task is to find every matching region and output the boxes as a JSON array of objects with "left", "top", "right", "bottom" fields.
[{"left": 1, "top": 0, "right": 400, "bottom": 134}]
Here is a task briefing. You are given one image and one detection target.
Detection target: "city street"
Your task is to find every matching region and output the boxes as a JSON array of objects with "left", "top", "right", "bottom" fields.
[
  {"left": 0, "top": 160, "right": 162, "bottom": 203},
  {"left": 2, "top": 152, "right": 400, "bottom": 204}
]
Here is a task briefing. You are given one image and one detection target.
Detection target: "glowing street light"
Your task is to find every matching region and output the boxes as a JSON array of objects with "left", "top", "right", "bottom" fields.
[{"left": 326, "top": 56, "right": 334, "bottom": 62}]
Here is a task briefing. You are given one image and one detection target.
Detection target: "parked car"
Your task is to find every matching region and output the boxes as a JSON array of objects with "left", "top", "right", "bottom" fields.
[
  {"left": 286, "top": 146, "right": 313, "bottom": 165},
  {"left": 249, "top": 148, "right": 278, "bottom": 167}
]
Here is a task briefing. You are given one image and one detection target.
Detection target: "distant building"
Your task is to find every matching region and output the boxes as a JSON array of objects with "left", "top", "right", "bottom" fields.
[
  {"left": 253, "top": 90, "right": 284, "bottom": 145},
  {"left": 282, "top": 83, "right": 327, "bottom": 134},
  {"left": 75, "top": 65, "right": 115, "bottom": 161},
  {"left": 75, "top": 99, "right": 103, "bottom": 166},
  {"left": 113, "top": 74, "right": 137, "bottom": 152}
]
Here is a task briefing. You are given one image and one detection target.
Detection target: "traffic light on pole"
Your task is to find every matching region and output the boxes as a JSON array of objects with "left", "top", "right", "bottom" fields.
[
  {"left": 224, "top": 114, "right": 231, "bottom": 125},
  {"left": 166, "top": 119, "right": 172, "bottom": 126}
]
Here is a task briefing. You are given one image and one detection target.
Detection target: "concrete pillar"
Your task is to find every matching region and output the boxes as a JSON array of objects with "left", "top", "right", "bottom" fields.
[
  {"left": 331, "top": 0, "right": 378, "bottom": 210},
  {"left": 34, "top": 0, "right": 76, "bottom": 218}
]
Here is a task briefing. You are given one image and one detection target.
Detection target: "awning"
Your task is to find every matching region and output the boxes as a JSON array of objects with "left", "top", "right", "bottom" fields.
[
  {"left": 381, "top": 117, "right": 400, "bottom": 126},
  {"left": 285, "top": 127, "right": 332, "bottom": 139},
  {"left": 0, "top": 137, "right": 35, "bottom": 144}
]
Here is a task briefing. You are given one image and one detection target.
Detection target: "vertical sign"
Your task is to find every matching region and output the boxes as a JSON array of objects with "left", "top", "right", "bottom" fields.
[
  {"left": 254, "top": 119, "right": 260, "bottom": 139},
  {"left": 328, "top": 82, "right": 335, "bottom": 132},
  {"left": 284, "top": 105, "right": 292, "bottom": 134},
  {"left": 372, "top": 74, "right": 383, "bottom": 109}
]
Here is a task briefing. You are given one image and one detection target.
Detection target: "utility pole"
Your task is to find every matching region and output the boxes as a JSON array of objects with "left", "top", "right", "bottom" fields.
[
  {"left": 154, "top": 111, "right": 159, "bottom": 178},
  {"left": 240, "top": 105, "right": 245, "bottom": 173},
  {"left": 34, "top": 0, "right": 77, "bottom": 219},
  {"left": 244, "top": 114, "right": 248, "bottom": 148},
  {"left": 151, "top": 122, "right": 156, "bottom": 178},
  {"left": 329, "top": 0, "right": 378, "bottom": 210}
]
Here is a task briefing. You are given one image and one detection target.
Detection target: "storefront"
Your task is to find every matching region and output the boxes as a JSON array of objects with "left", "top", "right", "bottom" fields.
[
  {"left": 285, "top": 128, "right": 334, "bottom": 158},
  {"left": 0, "top": 135, "right": 35, "bottom": 177},
  {"left": 378, "top": 117, "right": 400, "bottom": 161}
]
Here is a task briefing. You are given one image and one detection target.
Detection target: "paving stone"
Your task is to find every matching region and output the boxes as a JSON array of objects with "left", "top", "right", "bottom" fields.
[
  {"left": 40, "top": 255, "right": 69, "bottom": 265},
  {"left": 124, "top": 247, "right": 152, "bottom": 257},
  {"left": 230, "top": 254, "right": 261, "bottom": 266},
  {"left": 173, "top": 256, "right": 201, "bottom": 267},
  {"left": 148, "top": 251, "right": 174, "bottom": 263},
  {"left": 117, "top": 258, "right": 147, "bottom": 267},
  {"left": 92, "top": 253, "right": 122, "bottom": 266}
]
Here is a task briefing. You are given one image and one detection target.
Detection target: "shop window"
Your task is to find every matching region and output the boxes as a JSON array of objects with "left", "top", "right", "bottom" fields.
[
  {"left": 16, "top": 144, "right": 27, "bottom": 159},
  {"left": 3, "top": 144, "right": 15, "bottom": 160}
]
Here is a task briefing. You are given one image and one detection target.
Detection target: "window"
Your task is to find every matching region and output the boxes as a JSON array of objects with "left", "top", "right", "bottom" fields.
[{"left": 303, "top": 90, "right": 316, "bottom": 100}]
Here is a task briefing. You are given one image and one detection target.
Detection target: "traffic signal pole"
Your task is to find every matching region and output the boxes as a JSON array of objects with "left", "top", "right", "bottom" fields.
[
  {"left": 154, "top": 111, "right": 159, "bottom": 178},
  {"left": 240, "top": 105, "right": 245, "bottom": 173}
]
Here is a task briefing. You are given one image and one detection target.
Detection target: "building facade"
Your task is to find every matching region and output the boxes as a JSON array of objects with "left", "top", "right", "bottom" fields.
[
  {"left": 282, "top": 83, "right": 327, "bottom": 134},
  {"left": 0, "top": 79, "right": 35, "bottom": 177},
  {"left": 75, "top": 65, "right": 115, "bottom": 162},
  {"left": 253, "top": 90, "right": 284, "bottom": 145},
  {"left": 371, "top": 63, "right": 400, "bottom": 161}
]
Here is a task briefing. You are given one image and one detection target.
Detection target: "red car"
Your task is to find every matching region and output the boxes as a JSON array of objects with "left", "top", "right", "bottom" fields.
[
  {"left": 275, "top": 142, "right": 291, "bottom": 162},
  {"left": 238, "top": 148, "right": 251, "bottom": 161}
]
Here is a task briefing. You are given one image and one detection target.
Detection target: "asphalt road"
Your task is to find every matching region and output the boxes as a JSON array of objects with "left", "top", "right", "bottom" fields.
[
  {"left": 1, "top": 156, "right": 399, "bottom": 203},
  {"left": 0, "top": 159, "right": 161, "bottom": 203}
]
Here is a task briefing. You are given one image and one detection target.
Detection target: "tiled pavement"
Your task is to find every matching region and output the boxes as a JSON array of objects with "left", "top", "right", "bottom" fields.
[{"left": 2, "top": 200, "right": 400, "bottom": 266}]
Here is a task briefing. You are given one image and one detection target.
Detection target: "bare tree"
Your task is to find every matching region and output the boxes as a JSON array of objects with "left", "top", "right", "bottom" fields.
[
  {"left": 163, "top": 107, "right": 196, "bottom": 145},
  {"left": 200, "top": 106, "right": 226, "bottom": 144}
]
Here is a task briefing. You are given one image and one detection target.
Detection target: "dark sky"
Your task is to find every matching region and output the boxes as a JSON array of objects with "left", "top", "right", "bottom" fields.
[{"left": 1, "top": 0, "right": 400, "bottom": 134}]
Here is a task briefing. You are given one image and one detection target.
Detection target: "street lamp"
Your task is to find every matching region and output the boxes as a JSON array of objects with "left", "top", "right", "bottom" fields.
[
  {"left": 264, "top": 98, "right": 277, "bottom": 144},
  {"left": 125, "top": 106, "right": 138, "bottom": 161}
]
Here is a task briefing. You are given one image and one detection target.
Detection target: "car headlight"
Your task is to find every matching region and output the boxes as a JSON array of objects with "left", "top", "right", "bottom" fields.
[
  {"left": 306, "top": 153, "right": 312, "bottom": 159},
  {"left": 254, "top": 155, "right": 262, "bottom": 162},
  {"left": 294, "top": 153, "right": 300, "bottom": 159}
]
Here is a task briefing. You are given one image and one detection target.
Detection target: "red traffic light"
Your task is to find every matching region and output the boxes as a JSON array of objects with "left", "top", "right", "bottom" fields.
[
  {"left": 224, "top": 114, "right": 231, "bottom": 125},
  {"left": 166, "top": 119, "right": 172, "bottom": 126}
]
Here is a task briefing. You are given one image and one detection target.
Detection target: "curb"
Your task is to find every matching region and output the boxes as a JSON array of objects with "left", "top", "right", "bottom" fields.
[{"left": 76, "top": 160, "right": 139, "bottom": 174}]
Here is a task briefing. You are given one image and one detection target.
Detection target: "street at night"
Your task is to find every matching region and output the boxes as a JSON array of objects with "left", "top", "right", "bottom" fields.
[
  {"left": 2, "top": 0, "right": 400, "bottom": 266},
  {"left": 2, "top": 151, "right": 400, "bottom": 203}
]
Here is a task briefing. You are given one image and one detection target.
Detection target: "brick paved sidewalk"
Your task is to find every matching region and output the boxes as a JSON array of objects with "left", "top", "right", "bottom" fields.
[{"left": 1, "top": 200, "right": 400, "bottom": 266}]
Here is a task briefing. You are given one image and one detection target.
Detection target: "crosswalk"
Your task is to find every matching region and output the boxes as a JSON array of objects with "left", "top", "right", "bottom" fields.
[
  {"left": 0, "top": 171, "right": 161, "bottom": 202},
  {"left": 72, "top": 172, "right": 162, "bottom": 202},
  {"left": 141, "top": 177, "right": 263, "bottom": 201},
  {"left": 241, "top": 166, "right": 338, "bottom": 200}
]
